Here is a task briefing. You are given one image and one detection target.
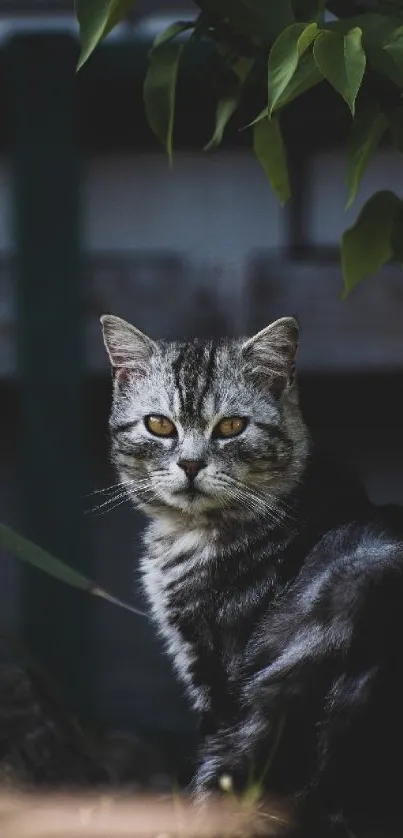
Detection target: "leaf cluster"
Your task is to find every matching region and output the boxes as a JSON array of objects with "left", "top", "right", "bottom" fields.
[{"left": 75, "top": 0, "right": 403, "bottom": 291}]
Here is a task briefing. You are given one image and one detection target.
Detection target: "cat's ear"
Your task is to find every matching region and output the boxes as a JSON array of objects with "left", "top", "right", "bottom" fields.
[
  {"left": 100, "top": 315, "right": 156, "bottom": 382},
  {"left": 242, "top": 317, "right": 299, "bottom": 393}
]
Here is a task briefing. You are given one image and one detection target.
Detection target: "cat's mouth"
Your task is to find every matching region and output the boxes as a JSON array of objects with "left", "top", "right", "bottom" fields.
[
  {"left": 173, "top": 486, "right": 207, "bottom": 500},
  {"left": 173, "top": 486, "right": 208, "bottom": 501}
]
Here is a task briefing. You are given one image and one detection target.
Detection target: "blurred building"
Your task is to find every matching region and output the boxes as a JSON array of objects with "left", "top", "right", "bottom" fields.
[{"left": 0, "top": 0, "right": 403, "bottom": 773}]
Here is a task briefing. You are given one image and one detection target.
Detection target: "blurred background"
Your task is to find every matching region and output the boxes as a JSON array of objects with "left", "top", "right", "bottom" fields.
[{"left": 0, "top": 0, "right": 403, "bottom": 786}]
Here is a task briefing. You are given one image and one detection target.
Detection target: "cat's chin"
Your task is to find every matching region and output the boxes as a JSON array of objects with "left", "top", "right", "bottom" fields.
[
  {"left": 150, "top": 490, "right": 263, "bottom": 523},
  {"left": 164, "top": 490, "right": 219, "bottom": 516}
]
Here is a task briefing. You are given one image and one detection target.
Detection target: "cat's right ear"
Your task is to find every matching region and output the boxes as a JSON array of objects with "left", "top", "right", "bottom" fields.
[
  {"left": 241, "top": 317, "right": 299, "bottom": 394},
  {"left": 100, "top": 315, "right": 156, "bottom": 382}
]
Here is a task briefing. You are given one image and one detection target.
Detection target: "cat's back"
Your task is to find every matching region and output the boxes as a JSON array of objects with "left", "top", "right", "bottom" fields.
[
  {"left": 245, "top": 511, "right": 403, "bottom": 695},
  {"left": 300, "top": 513, "right": 403, "bottom": 616}
]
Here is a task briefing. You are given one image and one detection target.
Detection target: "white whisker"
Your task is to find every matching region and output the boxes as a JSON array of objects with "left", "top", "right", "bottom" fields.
[
  {"left": 86, "top": 490, "right": 129, "bottom": 515},
  {"left": 84, "top": 480, "right": 135, "bottom": 499},
  {"left": 89, "top": 499, "right": 129, "bottom": 517},
  {"left": 215, "top": 474, "right": 298, "bottom": 528}
]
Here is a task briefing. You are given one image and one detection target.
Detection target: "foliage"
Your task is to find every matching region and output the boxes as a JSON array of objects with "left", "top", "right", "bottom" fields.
[
  {"left": 0, "top": 522, "right": 146, "bottom": 618},
  {"left": 75, "top": 0, "right": 403, "bottom": 292}
]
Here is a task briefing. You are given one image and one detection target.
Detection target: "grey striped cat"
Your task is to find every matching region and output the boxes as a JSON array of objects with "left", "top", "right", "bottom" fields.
[{"left": 101, "top": 314, "right": 403, "bottom": 838}]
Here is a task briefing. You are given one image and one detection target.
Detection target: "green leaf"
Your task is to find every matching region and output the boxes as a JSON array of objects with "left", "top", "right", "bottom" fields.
[
  {"left": 151, "top": 20, "right": 194, "bottom": 54},
  {"left": 297, "top": 22, "right": 319, "bottom": 52},
  {"left": 0, "top": 523, "right": 146, "bottom": 618},
  {"left": 363, "top": 15, "right": 403, "bottom": 86},
  {"left": 313, "top": 27, "right": 366, "bottom": 115},
  {"left": 143, "top": 41, "right": 184, "bottom": 162},
  {"left": 268, "top": 22, "right": 318, "bottom": 114},
  {"left": 253, "top": 115, "right": 291, "bottom": 205},
  {"left": 76, "top": 0, "right": 136, "bottom": 70},
  {"left": 246, "top": 49, "right": 323, "bottom": 127},
  {"left": 205, "top": 96, "right": 239, "bottom": 151},
  {"left": 274, "top": 48, "right": 324, "bottom": 109},
  {"left": 346, "top": 105, "right": 388, "bottom": 209},
  {"left": 341, "top": 190, "right": 401, "bottom": 295},
  {"left": 328, "top": 13, "right": 403, "bottom": 87},
  {"left": 211, "top": 48, "right": 255, "bottom": 145},
  {"left": 247, "top": 106, "right": 269, "bottom": 127}
]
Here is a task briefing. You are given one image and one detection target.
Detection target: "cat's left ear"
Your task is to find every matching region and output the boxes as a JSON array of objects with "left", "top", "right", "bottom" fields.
[
  {"left": 100, "top": 315, "right": 157, "bottom": 383},
  {"left": 242, "top": 317, "right": 299, "bottom": 393}
]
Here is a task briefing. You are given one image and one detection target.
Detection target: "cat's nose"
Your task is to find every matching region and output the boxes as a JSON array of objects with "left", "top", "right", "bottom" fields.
[{"left": 178, "top": 459, "right": 206, "bottom": 480}]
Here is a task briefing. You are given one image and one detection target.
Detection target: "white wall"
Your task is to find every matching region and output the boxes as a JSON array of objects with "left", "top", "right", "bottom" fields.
[
  {"left": 309, "top": 149, "right": 403, "bottom": 244},
  {"left": 83, "top": 151, "right": 285, "bottom": 258}
]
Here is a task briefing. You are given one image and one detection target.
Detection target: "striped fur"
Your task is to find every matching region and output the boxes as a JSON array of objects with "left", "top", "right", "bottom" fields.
[
  {"left": 101, "top": 316, "right": 307, "bottom": 713},
  {"left": 102, "top": 316, "right": 403, "bottom": 838}
]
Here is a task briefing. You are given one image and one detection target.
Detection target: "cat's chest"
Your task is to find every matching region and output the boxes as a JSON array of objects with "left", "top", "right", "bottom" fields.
[
  {"left": 141, "top": 521, "right": 275, "bottom": 688},
  {"left": 140, "top": 523, "right": 221, "bottom": 710},
  {"left": 141, "top": 523, "right": 216, "bottom": 628}
]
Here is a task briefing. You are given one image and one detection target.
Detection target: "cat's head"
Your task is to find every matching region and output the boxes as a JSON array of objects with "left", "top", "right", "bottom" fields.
[{"left": 101, "top": 315, "right": 309, "bottom": 523}]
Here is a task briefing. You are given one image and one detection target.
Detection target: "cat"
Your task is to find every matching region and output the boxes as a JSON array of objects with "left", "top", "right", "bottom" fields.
[
  {"left": 0, "top": 631, "right": 173, "bottom": 792},
  {"left": 0, "top": 633, "right": 104, "bottom": 789},
  {"left": 101, "top": 313, "right": 403, "bottom": 837}
]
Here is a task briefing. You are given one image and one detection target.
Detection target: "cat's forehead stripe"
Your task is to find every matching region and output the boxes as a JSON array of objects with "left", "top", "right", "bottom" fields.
[
  {"left": 196, "top": 344, "right": 217, "bottom": 414},
  {"left": 170, "top": 340, "right": 218, "bottom": 420},
  {"left": 183, "top": 343, "right": 206, "bottom": 416},
  {"left": 171, "top": 345, "right": 186, "bottom": 413}
]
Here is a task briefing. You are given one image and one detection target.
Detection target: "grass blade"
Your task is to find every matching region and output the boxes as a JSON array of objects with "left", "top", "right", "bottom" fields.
[{"left": 0, "top": 523, "right": 146, "bottom": 619}]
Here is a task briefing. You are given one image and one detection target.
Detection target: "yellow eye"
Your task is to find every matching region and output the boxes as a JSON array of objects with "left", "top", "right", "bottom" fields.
[
  {"left": 145, "top": 415, "right": 176, "bottom": 437},
  {"left": 214, "top": 417, "right": 247, "bottom": 439}
]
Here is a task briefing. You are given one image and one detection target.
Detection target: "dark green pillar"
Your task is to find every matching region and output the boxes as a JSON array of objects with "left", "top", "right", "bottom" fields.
[{"left": 9, "top": 33, "right": 92, "bottom": 718}]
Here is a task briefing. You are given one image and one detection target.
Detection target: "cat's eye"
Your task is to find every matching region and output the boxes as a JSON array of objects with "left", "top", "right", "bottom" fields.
[
  {"left": 213, "top": 417, "right": 248, "bottom": 439},
  {"left": 144, "top": 415, "right": 177, "bottom": 437}
]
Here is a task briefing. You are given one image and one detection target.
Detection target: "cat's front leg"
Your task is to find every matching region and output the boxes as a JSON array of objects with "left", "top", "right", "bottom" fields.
[
  {"left": 191, "top": 711, "right": 268, "bottom": 796},
  {"left": 191, "top": 725, "right": 245, "bottom": 796}
]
